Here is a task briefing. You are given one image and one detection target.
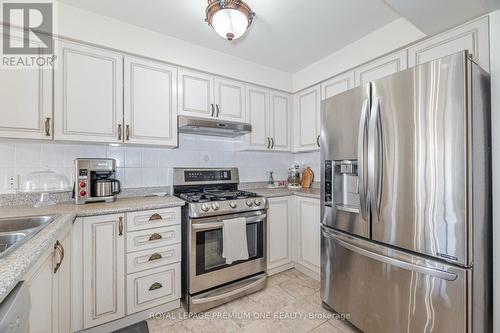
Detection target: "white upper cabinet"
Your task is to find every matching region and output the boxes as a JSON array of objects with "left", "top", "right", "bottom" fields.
[
  {"left": 124, "top": 56, "right": 178, "bottom": 147},
  {"left": 269, "top": 90, "right": 291, "bottom": 151},
  {"left": 246, "top": 86, "right": 270, "bottom": 150},
  {"left": 178, "top": 69, "right": 215, "bottom": 118},
  {"left": 214, "top": 78, "right": 246, "bottom": 122},
  {"left": 321, "top": 71, "right": 355, "bottom": 100},
  {"left": 0, "top": 30, "right": 52, "bottom": 140},
  {"left": 355, "top": 50, "right": 408, "bottom": 87},
  {"left": 54, "top": 40, "right": 123, "bottom": 143},
  {"left": 246, "top": 87, "right": 290, "bottom": 151},
  {"left": 293, "top": 84, "right": 321, "bottom": 152},
  {"left": 408, "top": 16, "right": 490, "bottom": 72}
]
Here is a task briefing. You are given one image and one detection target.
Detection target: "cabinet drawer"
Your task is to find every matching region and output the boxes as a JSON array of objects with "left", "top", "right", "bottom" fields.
[
  {"left": 126, "top": 225, "right": 181, "bottom": 252},
  {"left": 126, "top": 263, "right": 181, "bottom": 315},
  {"left": 126, "top": 244, "right": 181, "bottom": 274},
  {"left": 126, "top": 208, "right": 180, "bottom": 232}
]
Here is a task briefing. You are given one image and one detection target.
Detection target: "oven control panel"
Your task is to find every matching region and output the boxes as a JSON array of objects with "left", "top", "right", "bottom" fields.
[
  {"left": 184, "top": 170, "right": 231, "bottom": 182},
  {"left": 189, "top": 197, "right": 268, "bottom": 218}
]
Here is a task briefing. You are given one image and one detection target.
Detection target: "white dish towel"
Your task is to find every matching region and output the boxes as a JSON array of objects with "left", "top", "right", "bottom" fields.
[{"left": 222, "top": 217, "right": 249, "bottom": 265}]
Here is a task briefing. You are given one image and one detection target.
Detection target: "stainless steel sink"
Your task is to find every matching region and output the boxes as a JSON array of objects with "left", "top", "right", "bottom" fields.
[{"left": 0, "top": 215, "right": 58, "bottom": 259}]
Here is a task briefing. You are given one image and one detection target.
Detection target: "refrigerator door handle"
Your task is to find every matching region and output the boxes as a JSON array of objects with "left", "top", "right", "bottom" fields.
[
  {"left": 368, "top": 97, "right": 383, "bottom": 217},
  {"left": 357, "top": 99, "right": 370, "bottom": 221},
  {"left": 322, "top": 228, "right": 458, "bottom": 281}
]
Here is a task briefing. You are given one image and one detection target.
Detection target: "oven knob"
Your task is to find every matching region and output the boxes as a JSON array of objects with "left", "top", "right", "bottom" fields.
[
  {"left": 246, "top": 200, "right": 253, "bottom": 207},
  {"left": 79, "top": 190, "right": 87, "bottom": 197},
  {"left": 79, "top": 181, "right": 87, "bottom": 188},
  {"left": 254, "top": 199, "right": 262, "bottom": 206},
  {"left": 229, "top": 201, "right": 237, "bottom": 209},
  {"left": 211, "top": 203, "right": 220, "bottom": 211},
  {"left": 201, "top": 203, "right": 209, "bottom": 212}
]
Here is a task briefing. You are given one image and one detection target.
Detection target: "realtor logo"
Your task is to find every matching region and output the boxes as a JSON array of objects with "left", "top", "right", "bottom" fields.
[{"left": 1, "top": 1, "right": 55, "bottom": 68}]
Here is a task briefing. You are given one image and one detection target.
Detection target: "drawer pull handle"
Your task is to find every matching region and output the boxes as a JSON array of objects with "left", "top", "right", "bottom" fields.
[
  {"left": 149, "top": 213, "right": 163, "bottom": 221},
  {"left": 149, "top": 282, "right": 163, "bottom": 291},
  {"left": 148, "top": 253, "right": 162, "bottom": 261},
  {"left": 149, "top": 233, "right": 162, "bottom": 241}
]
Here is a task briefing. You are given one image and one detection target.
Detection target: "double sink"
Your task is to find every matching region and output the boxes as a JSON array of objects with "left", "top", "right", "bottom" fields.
[{"left": 0, "top": 215, "right": 58, "bottom": 259}]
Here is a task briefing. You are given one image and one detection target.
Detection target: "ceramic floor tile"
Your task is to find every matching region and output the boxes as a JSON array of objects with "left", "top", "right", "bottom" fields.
[{"left": 147, "top": 269, "right": 356, "bottom": 333}]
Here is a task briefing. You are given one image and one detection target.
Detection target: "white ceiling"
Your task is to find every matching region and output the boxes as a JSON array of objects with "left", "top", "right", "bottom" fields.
[{"left": 55, "top": 0, "right": 400, "bottom": 73}]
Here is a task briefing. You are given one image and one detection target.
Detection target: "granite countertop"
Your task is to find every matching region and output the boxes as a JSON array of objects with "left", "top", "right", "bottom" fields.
[
  {"left": 0, "top": 195, "right": 185, "bottom": 303},
  {"left": 252, "top": 187, "right": 320, "bottom": 199}
]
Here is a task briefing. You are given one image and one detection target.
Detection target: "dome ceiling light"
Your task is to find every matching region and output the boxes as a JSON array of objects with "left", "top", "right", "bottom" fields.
[{"left": 205, "top": 0, "right": 255, "bottom": 41}]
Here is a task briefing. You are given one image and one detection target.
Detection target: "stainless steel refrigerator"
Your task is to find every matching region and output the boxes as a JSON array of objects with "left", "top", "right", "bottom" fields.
[{"left": 320, "top": 51, "right": 492, "bottom": 333}]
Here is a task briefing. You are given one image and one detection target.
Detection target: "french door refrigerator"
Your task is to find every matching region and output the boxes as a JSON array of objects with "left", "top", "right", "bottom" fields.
[{"left": 320, "top": 51, "right": 491, "bottom": 333}]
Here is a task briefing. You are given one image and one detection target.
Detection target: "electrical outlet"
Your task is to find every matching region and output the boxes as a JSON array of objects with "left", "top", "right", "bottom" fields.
[{"left": 7, "top": 174, "right": 18, "bottom": 190}]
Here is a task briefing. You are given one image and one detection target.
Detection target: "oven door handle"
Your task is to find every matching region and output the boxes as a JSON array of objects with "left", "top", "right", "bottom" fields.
[
  {"left": 191, "top": 214, "right": 266, "bottom": 231},
  {"left": 191, "top": 274, "right": 267, "bottom": 305}
]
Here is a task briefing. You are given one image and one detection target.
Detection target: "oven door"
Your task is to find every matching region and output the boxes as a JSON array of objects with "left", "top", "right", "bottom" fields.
[{"left": 189, "top": 210, "right": 267, "bottom": 294}]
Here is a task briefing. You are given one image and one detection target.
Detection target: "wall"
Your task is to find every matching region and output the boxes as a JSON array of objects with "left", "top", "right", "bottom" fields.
[
  {"left": 490, "top": 9, "right": 500, "bottom": 332},
  {"left": 51, "top": 3, "right": 292, "bottom": 92},
  {"left": 292, "top": 18, "right": 425, "bottom": 92},
  {"left": 0, "top": 136, "right": 294, "bottom": 194}
]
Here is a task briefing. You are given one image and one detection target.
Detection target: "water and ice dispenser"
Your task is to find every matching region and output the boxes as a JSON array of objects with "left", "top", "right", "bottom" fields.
[{"left": 324, "top": 160, "right": 360, "bottom": 213}]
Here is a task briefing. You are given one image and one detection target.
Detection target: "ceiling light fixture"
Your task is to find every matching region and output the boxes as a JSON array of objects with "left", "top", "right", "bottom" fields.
[{"left": 205, "top": 0, "right": 255, "bottom": 41}]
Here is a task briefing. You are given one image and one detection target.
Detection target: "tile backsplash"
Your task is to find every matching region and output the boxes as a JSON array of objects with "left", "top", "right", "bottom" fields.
[{"left": 0, "top": 135, "right": 321, "bottom": 194}]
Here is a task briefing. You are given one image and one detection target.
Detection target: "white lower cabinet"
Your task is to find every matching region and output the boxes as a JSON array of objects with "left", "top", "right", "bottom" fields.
[
  {"left": 267, "top": 197, "right": 293, "bottom": 272},
  {"left": 26, "top": 224, "right": 71, "bottom": 333},
  {"left": 266, "top": 195, "right": 321, "bottom": 279},
  {"left": 295, "top": 196, "right": 321, "bottom": 276},
  {"left": 82, "top": 213, "right": 126, "bottom": 328},
  {"left": 126, "top": 263, "right": 181, "bottom": 314},
  {"left": 73, "top": 207, "right": 182, "bottom": 331}
]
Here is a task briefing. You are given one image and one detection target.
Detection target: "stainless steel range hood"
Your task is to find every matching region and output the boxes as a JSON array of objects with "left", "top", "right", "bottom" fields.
[{"left": 178, "top": 116, "right": 251, "bottom": 138}]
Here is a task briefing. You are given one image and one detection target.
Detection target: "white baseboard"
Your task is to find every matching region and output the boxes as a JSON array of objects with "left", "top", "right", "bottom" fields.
[
  {"left": 77, "top": 300, "right": 180, "bottom": 333},
  {"left": 294, "top": 263, "right": 320, "bottom": 281},
  {"left": 267, "top": 262, "right": 295, "bottom": 276}
]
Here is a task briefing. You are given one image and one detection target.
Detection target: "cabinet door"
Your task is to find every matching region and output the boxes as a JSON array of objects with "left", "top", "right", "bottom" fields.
[
  {"left": 0, "top": 30, "right": 52, "bottom": 140},
  {"left": 355, "top": 50, "right": 408, "bottom": 87},
  {"left": 408, "top": 16, "right": 489, "bottom": 72},
  {"left": 214, "top": 78, "right": 246, "bottom": 122},
  {"left": 269, "top": 91, "right": 291, "bottom": 151},
  {"left": 124, "top": 57, "right": 178, "bottom": 146},
  {"left": 52, "top": 228, "right": 72, "bottom": 333},
  {"left": 83, "top": 213, "right": 125, "bottom": 328},
  {"left": 296, "top": 197, "right": 321, "bottom": 274},
  {"left": 267, "top": 197, "right": 292, "bottom": 270},
  {"left": 293, "top": 85, "right": 321, "bottom": 152},
  {"left": 246, "top": 86, "right": 270, "bottom": 150},
  {"left": 178, "top": 69, "right": 214, "bottom": 118},
  {"left": 28, "top": 251, "right": 54, "bottom": 333},
  {"left": 54, "top": 40, "right": 123, "bottom": 143},
  {"left": 321, "top": 71, "right": 355, "bottom": 100}
]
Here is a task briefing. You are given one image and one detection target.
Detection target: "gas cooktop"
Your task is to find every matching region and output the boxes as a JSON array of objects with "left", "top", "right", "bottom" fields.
[{"left": 179, "top": 189, "right": 258, "bottom": 203}]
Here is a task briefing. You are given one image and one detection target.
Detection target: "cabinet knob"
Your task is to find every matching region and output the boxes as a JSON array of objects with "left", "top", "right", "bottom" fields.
[
  {"left": 270, "top": 137, "right": 275, "bottom": 149},
  {"left": 126, "top": 125, "right": 130, "bottom": 141},
  {"left": 317, "top": 135, "right": 320, "bottom": 147},
  {"left": 216, "top": 104, "right": 220, "bottom": 117},
  {"left": 211, "top": 104, "right": 215, "bottom": 117},
  {"left": 148, "top": 253, "right": 162, "bottom": 261}
]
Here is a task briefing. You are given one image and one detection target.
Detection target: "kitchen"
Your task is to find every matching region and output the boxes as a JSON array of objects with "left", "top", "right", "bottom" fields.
[{"left": 0, "top": 1, "right": 499, "bottom": 332}]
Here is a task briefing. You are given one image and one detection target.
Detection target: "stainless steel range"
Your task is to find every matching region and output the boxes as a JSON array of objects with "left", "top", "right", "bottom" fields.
[{"left": 173, "top": 168, "right": 268, "bottom": 313}]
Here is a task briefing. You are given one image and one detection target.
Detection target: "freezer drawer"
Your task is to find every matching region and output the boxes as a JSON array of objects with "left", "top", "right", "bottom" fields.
[{"left": 321, "top": 227, "right": 468, "bottom": 333}]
